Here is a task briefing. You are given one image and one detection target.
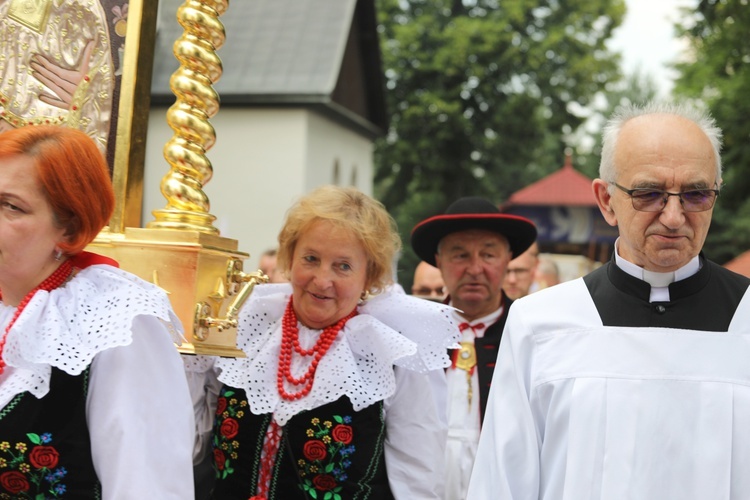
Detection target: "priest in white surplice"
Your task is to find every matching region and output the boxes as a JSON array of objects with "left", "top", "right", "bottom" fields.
[{"left": 468, "top": 101, "right": 750, "bottom": 500}]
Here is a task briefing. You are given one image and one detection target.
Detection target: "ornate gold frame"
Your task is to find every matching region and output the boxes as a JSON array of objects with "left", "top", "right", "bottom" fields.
[
  {"left": 1, "top": 0, "right": 152, "bottom": 226},
  {"left": 109, "top": 0, "right": 159, "bottom": 232}
]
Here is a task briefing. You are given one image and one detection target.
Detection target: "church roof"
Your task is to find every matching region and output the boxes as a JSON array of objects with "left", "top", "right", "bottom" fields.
[
  {"left": 504, "top": 155, "right": 597, "bottom": 207},
  {"left": 150, "top": 0, "right": 387, "bottom": 137}
]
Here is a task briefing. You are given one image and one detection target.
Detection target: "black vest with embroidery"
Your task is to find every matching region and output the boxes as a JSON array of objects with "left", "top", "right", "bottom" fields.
[
  {"left": 0, "top": 367, "right": 100, "bottom": 498},
  {"left": 211, "top": 386, "right": 394, "bottom": 500}
]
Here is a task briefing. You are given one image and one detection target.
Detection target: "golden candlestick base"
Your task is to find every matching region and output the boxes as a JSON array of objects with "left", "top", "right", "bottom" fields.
[
  {"left": 84, "top": 0, "right": 260, "bottom": 358},
  {"left": 87, "top": 226, "right": 266, "bottom": 357}
]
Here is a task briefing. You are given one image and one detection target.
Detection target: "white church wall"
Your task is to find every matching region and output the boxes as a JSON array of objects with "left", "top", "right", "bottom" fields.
[{"left": 143, "top": 106, "right": 375, "bottom": 269}]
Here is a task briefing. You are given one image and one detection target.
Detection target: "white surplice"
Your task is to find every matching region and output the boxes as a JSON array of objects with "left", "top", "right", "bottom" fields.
[{"left": 468, "top": 275, "right": 750, "bottom": 500}]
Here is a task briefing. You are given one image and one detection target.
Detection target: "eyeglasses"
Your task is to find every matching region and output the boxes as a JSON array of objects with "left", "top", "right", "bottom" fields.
[
  {"left": 505, "top": 268, "right": 531, "bottom": 277},
  {"left": 412, "top": 286, "right": 445, "bottom": 297},
  {"left": 612, "top": 183, "right": 719, "bottom": 212}
]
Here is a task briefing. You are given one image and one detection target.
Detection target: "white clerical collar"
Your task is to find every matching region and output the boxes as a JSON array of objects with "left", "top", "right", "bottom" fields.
[
  {"left": 613, "top": 239, "right": 701, "bottom": 301},
  {"left": 641, "top": 269, "right": 676, "bottom": 288}
]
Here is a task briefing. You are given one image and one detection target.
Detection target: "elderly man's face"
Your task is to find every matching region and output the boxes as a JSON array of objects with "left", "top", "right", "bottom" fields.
[
  {"left": 593, "top": 113, "right": 719, "bottom": 272},
  {"left": 435, "top": 229, "right": 511, "bottom": 321}
]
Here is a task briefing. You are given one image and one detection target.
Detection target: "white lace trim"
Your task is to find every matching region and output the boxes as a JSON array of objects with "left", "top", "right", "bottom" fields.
[
  {"left": 0, "top": 264, "right": 184, "bottom": 409},
  {"left": 211, "top": 283, "right": 458, "bottom": 425}
]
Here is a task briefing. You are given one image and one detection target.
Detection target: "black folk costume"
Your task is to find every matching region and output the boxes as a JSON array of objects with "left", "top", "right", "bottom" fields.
[
  {"left": 410, "top": 196, "right": 537, "bottom": 500},
  {"left": 469, "top": 252, "right": 750, "bottom": 499},
  {"left": 0, "top": 252, "right": 194, "bottom": 499},
  {"left": 188, "top": 283, "right": 459, "bottom": 499},
  {"left": 471, "top": 301, "right": 511, "bottom": 423},
  {"left": 443, "top": 296, "right": 510, "bottom": 500}
]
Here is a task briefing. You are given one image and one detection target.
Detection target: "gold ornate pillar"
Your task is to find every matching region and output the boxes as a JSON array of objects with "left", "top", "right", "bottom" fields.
[{"left": 89, "top": 0, "right": 264, "bottom": 356}]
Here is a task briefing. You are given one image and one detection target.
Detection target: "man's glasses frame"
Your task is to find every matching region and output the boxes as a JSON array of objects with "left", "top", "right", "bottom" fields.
[
  {"left": 505, "top": 268, "right": 532, "bottom": 277},
  {"left": 412, "top": 286, "right": 445, "bottom": 297},
  {"left": 611, "top": 182, "right": 720, "bottom": 212}
]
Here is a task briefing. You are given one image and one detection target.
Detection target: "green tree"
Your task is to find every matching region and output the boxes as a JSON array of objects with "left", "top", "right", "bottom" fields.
[
  {"left": 374, "top": 0, "right": 626, "bottom": 286},
  {"left": 571, "top": 69, "right": 660, "bottom": 179},
  {"left": 673, "top": 0, "right": 750, "bottom": 264}
]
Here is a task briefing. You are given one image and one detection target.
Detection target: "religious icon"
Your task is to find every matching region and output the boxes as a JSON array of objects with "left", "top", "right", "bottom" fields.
[
  {"left": 1, "top": 0, "right": 156, "bottom": 229},
  {"left": 0, "top": 0, "right": 124, "bottom": 160}
]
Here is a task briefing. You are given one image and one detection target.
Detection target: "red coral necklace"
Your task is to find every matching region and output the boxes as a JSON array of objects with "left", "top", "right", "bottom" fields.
[
  {"left": 276, "top": 297, "right": 357, "bottom": 401},
  {"left": 251, "top": 299, "right": 358, "bottom": 500},
  {"left": 0, "top": 259, "right": 74, "bottom": 374}
]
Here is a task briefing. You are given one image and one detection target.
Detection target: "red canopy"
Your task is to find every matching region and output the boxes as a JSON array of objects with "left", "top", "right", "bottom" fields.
[{"left": 504, "top": 155, "right": 597, "bottom": 208}]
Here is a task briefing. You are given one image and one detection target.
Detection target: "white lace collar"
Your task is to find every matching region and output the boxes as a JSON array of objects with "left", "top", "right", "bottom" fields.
[
  {"left": 211, "top": 284, "right": 459, "bottom": 425},
  {"left": 0, "top": 264, "right": 183, "bottom": 409}
]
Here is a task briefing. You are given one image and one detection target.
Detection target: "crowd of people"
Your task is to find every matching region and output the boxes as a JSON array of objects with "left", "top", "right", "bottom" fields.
[{"left": 0, "top": 102, "right": 745, "bottom": 500}]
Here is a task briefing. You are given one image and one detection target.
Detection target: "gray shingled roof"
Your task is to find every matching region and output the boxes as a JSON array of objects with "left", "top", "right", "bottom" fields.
[{"left": 151, "top": 0, "right": 387, "bottom": 135}]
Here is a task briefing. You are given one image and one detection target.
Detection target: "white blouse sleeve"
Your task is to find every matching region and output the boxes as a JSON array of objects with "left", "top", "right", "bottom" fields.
[
  {"left": 183, "top": 356, "right": 222, "bottom": 464},
  {"left": 466, "top": 306, "right": 541, "bottom": 500},
  {"left": 86, "top": 315, "right": 195, "bottom": 499},
  {"left": 384, "top": 366, "right": 447, "bottom": 499}
]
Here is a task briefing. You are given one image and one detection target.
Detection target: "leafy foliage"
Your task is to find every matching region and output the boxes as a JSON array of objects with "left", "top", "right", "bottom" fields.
[
  {"left": 373, "top": 0, "right": 626, "bottom": 285},
  {"left": 571, "top": 70, "right": 660, "bottom": 178},
  {"left": 673, "top": 0, "right": 750, "bottom": 264}
]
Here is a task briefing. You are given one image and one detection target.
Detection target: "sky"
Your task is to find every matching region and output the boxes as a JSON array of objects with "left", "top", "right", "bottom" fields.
[{"left": 607, "top": 0, "right": 697, "bottom": 96}]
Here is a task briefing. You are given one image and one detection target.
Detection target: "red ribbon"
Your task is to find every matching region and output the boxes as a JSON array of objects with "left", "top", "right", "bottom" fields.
[
  {"left": 458, "top": 322, "right": 484, "bottom": 332},
  {"left": 70, "top": 251, "right": 120, "bottom": 269}
]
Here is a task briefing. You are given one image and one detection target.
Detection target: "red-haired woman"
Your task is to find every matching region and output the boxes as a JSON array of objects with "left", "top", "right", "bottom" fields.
[{"left": 0, "top": 125, "right": 194, "bottom": 498}]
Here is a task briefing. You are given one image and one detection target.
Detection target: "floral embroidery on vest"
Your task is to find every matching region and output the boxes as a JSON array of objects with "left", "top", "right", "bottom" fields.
[
  {"left": 0, "top": 433, "right": 67, "bottom": 498},
  {"left": 213, "top": 388, "right": 247, "bottom": 479},
  {"left": 298, "top": 415, "right": 355, "bottom": 499}
]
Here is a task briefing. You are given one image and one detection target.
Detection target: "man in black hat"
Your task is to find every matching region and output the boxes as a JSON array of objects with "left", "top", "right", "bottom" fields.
[{"left": 411, "top": 197, "right": 536, "bottom": 500}]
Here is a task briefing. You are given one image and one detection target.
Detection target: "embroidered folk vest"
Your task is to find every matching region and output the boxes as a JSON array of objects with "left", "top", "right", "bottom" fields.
[
  {"left": 0, "top": 367, "right": 100, "bottom": 498},
  {"left": 211, "top": 386, "right": 394, "bottom": 499}
]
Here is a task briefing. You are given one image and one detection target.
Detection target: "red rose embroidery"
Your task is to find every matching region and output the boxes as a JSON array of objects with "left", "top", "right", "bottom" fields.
[
  {"left": 220, "top": 418, "right": 239, "bottom": 439},
  {"left": 312, "top": 474, "right": 337, "bottom": 491},
  {"left": 331, "top": 424, "right": 353, "bottom": 444},
  {"left": 0, "top": 471, "right": 30, "bottom": 494},
  {"left": 28, "top": 446, "right": 60, "bottom": 469},
  {"left": 215, "top": 397, "right": 227, "bottom": 415},
  {"left": 214, "top": 448, "right": 226, "bottom": 470},
  {"left": 303, "top": 440, "right": 327, "bottom": 461}
]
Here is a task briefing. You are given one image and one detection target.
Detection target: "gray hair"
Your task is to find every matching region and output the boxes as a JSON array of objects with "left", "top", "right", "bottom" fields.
[{"left": 599, "top": 102, "right": 723, "bottom": 192}]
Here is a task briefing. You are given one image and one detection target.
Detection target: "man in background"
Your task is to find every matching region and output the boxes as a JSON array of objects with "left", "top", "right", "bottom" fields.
[
  {"left": 257, "top": 248, "right": 288, "bottom": 283},
  {"left": 411, "top": 197, "right": 536, "bottom": 500},
  {"left": 411, "top": 261, "right": 446, "bottom": 301},
  {"left": 502, "top": 241, "right": 539, "bottom": 300},
  {"left": 534, "top": 255, "right": 560, "bottom": 290}
]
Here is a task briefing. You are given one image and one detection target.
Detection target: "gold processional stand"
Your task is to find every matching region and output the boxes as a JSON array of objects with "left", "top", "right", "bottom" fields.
[{"left": 89, "top": 0, "right": 264, "bottom": 357}]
